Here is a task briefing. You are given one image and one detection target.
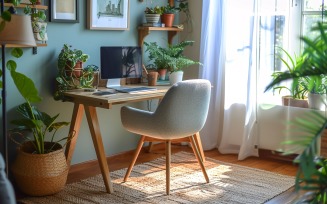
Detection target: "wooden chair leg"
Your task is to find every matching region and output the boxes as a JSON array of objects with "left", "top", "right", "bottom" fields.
[
  {"left": 189, "top": 136, "right": 209, "bottom": 183},
  {"left": 124, "top": 136, "right": 145, "bottom": 182},
  {"left": 194, "top": 132, "right": 206, "bottom": 162},
  {"left": 146, "top": 142, "right": 153, "bottom": 153},
  {"left": 165, "top": 140, "right": 171, "bottom": 195}
]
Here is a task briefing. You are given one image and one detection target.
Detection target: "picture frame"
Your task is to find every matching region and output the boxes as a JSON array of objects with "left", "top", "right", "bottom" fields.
[
  {"left": 87, "top": 0, "right": 130, "bottom": 30},
  {"left": 50, "top": 0, "right": 79, "bottom": 23}
]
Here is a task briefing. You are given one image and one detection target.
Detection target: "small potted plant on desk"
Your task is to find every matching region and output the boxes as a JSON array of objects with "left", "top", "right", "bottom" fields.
[
  {"left": 55, "top": 44, "right": 95, "bottom": 101},
  {"left": 7, "top": 50, "right": 71, "bottom": 196},
  {"left": 144, "top": 40, "right": 201, "bottom": 85}
]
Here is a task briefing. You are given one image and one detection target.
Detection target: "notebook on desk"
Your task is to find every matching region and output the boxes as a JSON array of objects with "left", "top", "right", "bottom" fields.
[{"left": 113, "top": 86, "right": 157, "bottom": 93}]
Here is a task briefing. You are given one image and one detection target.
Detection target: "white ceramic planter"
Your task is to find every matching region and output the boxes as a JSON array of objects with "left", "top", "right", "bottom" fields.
[
  {"left": 308, "top": 93, "right": 327, "bottom": 110},
  {"left": 169, "top": 71, "right": 184, "bottom": 85}
]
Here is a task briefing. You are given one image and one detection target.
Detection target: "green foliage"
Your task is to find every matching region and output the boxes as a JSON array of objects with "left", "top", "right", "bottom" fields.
[
  {"left": 54, "top": 44, "right": 97, "bottom": 101},
  {"left": 144, "top": 40, "right": 201, "bottom": 72},
  {"left": 265, "top": 13, "right": 327, "bottom": 203},
  {"left": 271, "top": 47, "right": 310, "bottom": 99},
  {"left": 144, "top": 6, "right": 161, "bottom": 14},
  {"left": 57, "top": 44, "right": 89, "bottom": 71},
  {"left": 7, "top": 50, "right": 70, "bottom": 154}
]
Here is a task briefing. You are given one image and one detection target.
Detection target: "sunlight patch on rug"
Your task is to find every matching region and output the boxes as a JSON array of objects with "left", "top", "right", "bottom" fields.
[{"left": 19, "top": 151, "right": 295, "bottom": 204}]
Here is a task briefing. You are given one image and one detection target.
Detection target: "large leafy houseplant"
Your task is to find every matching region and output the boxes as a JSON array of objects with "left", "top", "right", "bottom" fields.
[
  {"left": 144, "top": 40, "right": 201, "bottom": 73},
  {"left": 265, "top": 16, "right": 327, "bottom": 203}
]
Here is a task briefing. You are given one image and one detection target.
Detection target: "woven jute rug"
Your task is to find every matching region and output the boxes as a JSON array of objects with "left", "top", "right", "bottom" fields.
[{"left": 19, "top": 151, "right": 294, "bottom": 204}]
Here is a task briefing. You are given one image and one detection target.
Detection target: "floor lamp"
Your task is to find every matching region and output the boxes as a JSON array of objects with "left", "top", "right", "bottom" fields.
[{"left": 0, "top": 2, "right": 36, "bottom": 175}]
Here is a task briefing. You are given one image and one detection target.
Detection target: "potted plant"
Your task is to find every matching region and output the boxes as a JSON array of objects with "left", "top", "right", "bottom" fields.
[
  {"left": 265, "top": 16, "right": 327, "bottom": 203},
  {"left": 57, "top": 44, "right": 89, "bottom": 78},
  {"left": 23, "top": 0, "right": 47, "bottom": 43},
  {"left": 5, "top": 48, "right": 71, "bottom": 196},
  {"left": 54, "top": 44, "right": 92, "bottom": 100},
  {"left": 160, "top": 4, "right": 177, "bottom": 27},
  {"left": 144, "top": 40, "right": 201, "bottom": 84},
  {"left": 306, "top": 75, "right": 327, "bottom": 110},
  {"left": 144, "top": 6, "right": 161, "bottom": 24},
  {"left": 271, "top": 47, "right": 309, "bottom": 108}
]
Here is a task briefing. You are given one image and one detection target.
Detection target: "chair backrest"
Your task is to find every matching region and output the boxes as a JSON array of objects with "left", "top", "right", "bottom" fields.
[{"left": 153, "top": 79, "right": 211, "bottom": 139}]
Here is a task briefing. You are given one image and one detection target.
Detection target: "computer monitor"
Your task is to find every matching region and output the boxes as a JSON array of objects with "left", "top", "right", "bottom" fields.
[{"left": 100, "top": 46, "right": 143, "bottom": 88}]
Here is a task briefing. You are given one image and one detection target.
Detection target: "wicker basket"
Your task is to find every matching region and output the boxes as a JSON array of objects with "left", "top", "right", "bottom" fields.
[{"left": 11, "top": 142, "right": 69, "bottom": 196}]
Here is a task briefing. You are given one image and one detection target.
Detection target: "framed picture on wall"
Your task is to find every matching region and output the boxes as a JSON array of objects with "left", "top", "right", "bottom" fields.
[
  {"left": 50, "top": 0, "right": 79, "bottom": 23},
  {"left": 87, "top": 0, "right": 130, "bottom": 30}
]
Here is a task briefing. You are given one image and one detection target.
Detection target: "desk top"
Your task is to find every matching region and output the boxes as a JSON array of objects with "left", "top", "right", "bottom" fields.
[{"left": 63, "top": 85, "right": 170, "bottom": 109}]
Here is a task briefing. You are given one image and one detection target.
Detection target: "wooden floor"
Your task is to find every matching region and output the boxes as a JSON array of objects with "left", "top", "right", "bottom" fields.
[{"left": 67, "top": 143, "right": 301, "bottom": 204}]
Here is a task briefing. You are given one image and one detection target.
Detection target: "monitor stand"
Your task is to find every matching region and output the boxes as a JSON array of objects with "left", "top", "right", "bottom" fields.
[{"left": 106, "top": 78, "right": 121, "bottom": 88}]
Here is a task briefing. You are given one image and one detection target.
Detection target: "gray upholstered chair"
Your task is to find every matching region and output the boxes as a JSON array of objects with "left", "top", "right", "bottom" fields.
[{"left": 121, "top": 79, "right": 211, "bottom": 195}]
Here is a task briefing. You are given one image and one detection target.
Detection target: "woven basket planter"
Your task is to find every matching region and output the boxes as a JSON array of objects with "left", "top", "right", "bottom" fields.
[{"left": 11, "top": 142, "right": 69, "bottom": 196}]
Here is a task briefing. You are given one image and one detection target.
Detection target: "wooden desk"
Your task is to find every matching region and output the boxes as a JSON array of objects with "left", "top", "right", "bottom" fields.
[{"left": 63, "top": 85, "right": 170, "bottom": 193}]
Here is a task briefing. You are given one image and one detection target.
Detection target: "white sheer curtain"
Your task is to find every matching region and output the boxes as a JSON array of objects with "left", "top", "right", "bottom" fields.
[{"left": 200, "top": 0, "right": 293, "bottom": 159}]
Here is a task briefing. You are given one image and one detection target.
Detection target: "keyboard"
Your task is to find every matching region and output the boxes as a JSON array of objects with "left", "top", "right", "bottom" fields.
[{"left": 113, "top": 86, "right": 157, "bottom": 93}]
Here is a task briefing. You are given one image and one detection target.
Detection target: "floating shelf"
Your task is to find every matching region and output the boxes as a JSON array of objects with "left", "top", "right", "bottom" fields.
[
  {"left": 138, "top": 26, "right": 183, "bottom": 46},
  {"left": 4, "top": 3, "right": 48, "bottom": 10}
]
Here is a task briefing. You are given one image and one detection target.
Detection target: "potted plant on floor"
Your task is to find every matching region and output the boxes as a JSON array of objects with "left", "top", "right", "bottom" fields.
[
  {"left": 144, "top": 40, "right": 201, "bottom": 85},
  {"left": 7, "top": 49, "right": 71, "bottom": 196}
]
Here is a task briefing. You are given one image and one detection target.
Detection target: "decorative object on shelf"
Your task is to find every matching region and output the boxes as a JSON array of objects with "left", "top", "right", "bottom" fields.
[
  {"left": 144, "top": 40, "right": 201, "bottom": 84},
  {"left": 50, "top": 0, "right": 79, "bottom": 23},
  {"left": 144, "top": 6, "right": 160, "bottom": 24},
  {"left": 24, "top": 3, "right": 47, "bottom": 43},
  {"left": 159, "top": 4, "right": 176, "bottom": 27},
  {"left": 87, "top": 0, "right": 130, "bottom": 30}
]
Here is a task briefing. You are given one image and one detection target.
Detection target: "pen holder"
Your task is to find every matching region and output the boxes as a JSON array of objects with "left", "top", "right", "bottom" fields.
[{"left": 147, "top": 72, "right": 158, "bottom": 86}]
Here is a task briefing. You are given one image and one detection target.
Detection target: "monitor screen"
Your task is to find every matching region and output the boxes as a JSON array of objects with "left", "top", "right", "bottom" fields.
[{"left": 100, "top": 46, "right": 143, "bottom": 80}]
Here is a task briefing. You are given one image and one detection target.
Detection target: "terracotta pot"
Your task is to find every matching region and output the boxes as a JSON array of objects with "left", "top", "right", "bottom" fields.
[
  {"left": 65, "top": 61, "right": 83, "bottom": 78},
  {"left": 147, "top": 72, "right": 158, "bottom": 86},
  {"left": 282, "top": 96, "right": 308, "bottom": 108},
  {"left": 158, "top": 68, "right": 167, "bottom": 80},
  {"left": 161, "top": 14, "right": 175, "bottom": 27},
  {"left": 11, "top": 142, "right": 69, "bottom": 196}
]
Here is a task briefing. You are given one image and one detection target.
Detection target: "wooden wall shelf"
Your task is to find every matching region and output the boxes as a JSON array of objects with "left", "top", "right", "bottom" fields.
[
  {"left": 138, "top": 26, "right": 183, "bottom": 46},
  {"left": 4, "top": 3, "right": 48, "bottom": 10}
]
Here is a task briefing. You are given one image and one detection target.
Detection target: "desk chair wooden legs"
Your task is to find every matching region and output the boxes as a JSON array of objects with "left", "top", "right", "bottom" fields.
[
  {"left": 123, "top": 134, "right": 209, "bottom": 195},
  {"left": 121, "top": 79, "right": 211, "bottom": 195}
]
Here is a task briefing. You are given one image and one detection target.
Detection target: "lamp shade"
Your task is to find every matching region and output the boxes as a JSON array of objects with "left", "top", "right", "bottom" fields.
[{"left": 0, "top": 14, "right": 36, "bottom": 47}]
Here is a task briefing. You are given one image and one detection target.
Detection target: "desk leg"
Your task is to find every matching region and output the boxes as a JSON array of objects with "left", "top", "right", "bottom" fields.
[
  {"left": 85, "top": 105, "right": 113, "bottom": 194},
  {"left": 65, "top": 103, "right": 84, "bottom": 167}
]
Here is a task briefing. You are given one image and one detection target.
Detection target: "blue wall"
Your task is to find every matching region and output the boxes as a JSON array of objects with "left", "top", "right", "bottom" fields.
[{"left": 4, "top": 0, "right": 177, "bottom": 165}]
